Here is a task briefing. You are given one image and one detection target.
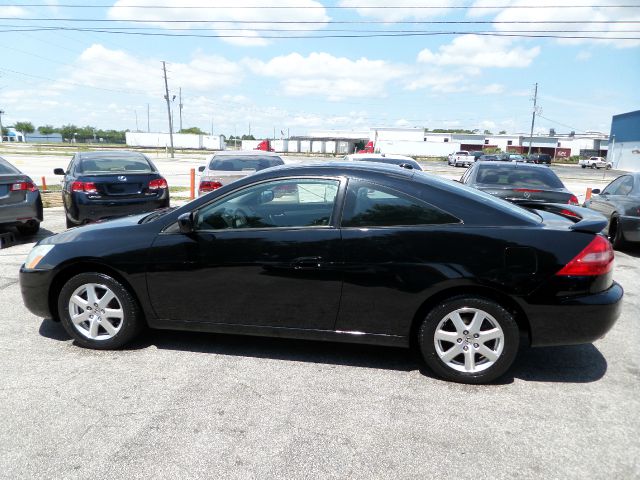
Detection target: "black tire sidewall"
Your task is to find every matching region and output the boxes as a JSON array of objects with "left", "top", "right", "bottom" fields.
[
  {"left": 58, "top": 272, "right": 141, "bottom": 349},
  {"left": 419, "top": 296, "right": 520, "bottom": 384}
]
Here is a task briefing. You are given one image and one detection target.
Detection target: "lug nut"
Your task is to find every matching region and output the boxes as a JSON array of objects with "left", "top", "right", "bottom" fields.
[
  {"left": 94, "top": 303, "right": 98, "bottom": 307},
  {"left": 457, "top": 338, "right": 462, "bottom": 343},
  {"left": 463, "top": 346, "right": 469, "bottom": 351},
  {"left": 463, "top": 330, "right": 469, "bottom": 335},
  {"left": 87, "top": 306, "right": 91, "bottom": 311},
  {"left": 473, "top": 333, "right": 479, "bottom": 338},
  {"left": 474, "top": 343, "right": 479, "bottom": 348},
  {"left": 89, "top": 314, "right": 94, "bottom": 319}
]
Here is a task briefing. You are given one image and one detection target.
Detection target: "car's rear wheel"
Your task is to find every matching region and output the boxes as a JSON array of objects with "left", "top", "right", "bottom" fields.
[
  {"left": 58, "top": 272, "right": 143, "bottom": 349},
  {"left": 591, "top": 164, "right": 597, "bottom": 169},
  {"left": 419, "top": 296, "right": 519, "bottom": 384},
  {"left": 608, "top": 215, "right": 626, "bottom": 250},
  {"left": 16, "top": 220, "right": 40, "bottom": 236}
]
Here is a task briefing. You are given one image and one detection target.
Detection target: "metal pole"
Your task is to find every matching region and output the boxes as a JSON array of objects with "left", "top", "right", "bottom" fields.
[
  {"left": 162, "top": 61, "right": 175, "bottom": 158},
  {"left": 179, "top": 87, "right": 183, "bottom": 132},
  {"left": 528, "top": 82, "right": 538, "bottom": 156},
  {"left": 147, "top": 103, "right": 150, "bottom": 133},
  {"left": 0, "top": 110, "right": 4, "bottom": 143}
]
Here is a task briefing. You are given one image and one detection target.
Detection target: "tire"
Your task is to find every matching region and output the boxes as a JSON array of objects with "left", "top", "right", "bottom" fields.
[
  {"left": 591, "top": 164, "right": 596, "bottom": 169},
  {"left": 58, "top": 272, "right": 143, "bottom": 349},
  {"left": 16, "top": 220, "right": 40, "bottom": 236},
  {"left": 65, "top": 217, "right": 77, "bottom": 229},
  {"left": 581, "top": 165, "right": 586, "bottom": 169},
  {"left": 608, "top": 215, "right": 626, "bottom": 250},
  {"left": 418, "top": 296, "right": 520, "bottom": 384},
  {"left": 606, "top": 164, "right": 612, "bottom": 170}
]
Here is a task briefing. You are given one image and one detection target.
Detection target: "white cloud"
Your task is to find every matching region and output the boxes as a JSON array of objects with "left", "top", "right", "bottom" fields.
[
  {"left": 248, "top": 52, "right": 409, "bottom": 101},
  {"left": 469, "top": 0, "right": 640, "bottom": 48},
  {"left": 58, "top": 44, "right": 243, "bottom": 95},
  {"left": 108, "top": 0, "right": 330, "bottom": 46},
  {"left": 576, "top": 51, "right": 592, "bottom": 61},
  {"left": 339, "top": 0, "right": 455, "bottom": 21},
  {"left": 4, "top": 6, "right": 29, "bottom": 17},
  {"left": 417, "top": 35, "right": 540, "bottom": 68}
]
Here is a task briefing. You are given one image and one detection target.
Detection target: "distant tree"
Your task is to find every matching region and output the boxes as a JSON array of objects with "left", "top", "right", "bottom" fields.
[
  {"left": 59, "top": 124, "right": 79, "bottom": 141},
  {"left": 498, "top": 130, "right": 507, "bottom": 135},
  {"left": 38, "top": 125, "right": 57, "bottom": 135},
  {"left": 179, "top": 127, "right": 206, "bottom": 135},
  {"left": 14, "top": 121, "right": 35, "bottom": 135},
  {"left": 483, "top": 129, "right": 492, "bottom": 135},
  {"left": 241, "top": 134, "right": 256, "bottom": 140}
]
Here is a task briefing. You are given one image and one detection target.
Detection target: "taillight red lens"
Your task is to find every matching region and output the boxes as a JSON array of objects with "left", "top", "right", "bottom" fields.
[
  {"left": 149, "top": 178, "right": 168, "bottom": 190},
  {"left": 556, "top": 235, "right": 614, "bottom": 276},
  {"left": 71, "top": 181, "right": 97, "bottom": 193},
  {"left": 568, "top": 195, "right": 579, "bottom": 205},
  {"left": 10, "top": 181, "right": 37, "bottom": 192},
  {"left": 199, "top": 180, "right": 223, "bottom": 193},
  {"left": 513, "top": 188, "right": 543, "bottom": 192}
]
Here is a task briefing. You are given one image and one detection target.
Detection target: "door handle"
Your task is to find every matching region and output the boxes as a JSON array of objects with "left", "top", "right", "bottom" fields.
[{"left": 292, "top": 256, "right": 323, "bottom": 270}]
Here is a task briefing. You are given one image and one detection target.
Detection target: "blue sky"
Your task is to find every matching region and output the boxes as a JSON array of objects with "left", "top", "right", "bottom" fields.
[{"left": 0, "top": 0, "right": 638, "bottom": 138}]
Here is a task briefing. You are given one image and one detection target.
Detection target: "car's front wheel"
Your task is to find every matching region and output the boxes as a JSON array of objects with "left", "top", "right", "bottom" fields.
[
  {"left": 419, "top": 296, "right": 520, "bottom": 384},
  {"left": 58, "top": 272, "right": 143, "bottom": 349}
]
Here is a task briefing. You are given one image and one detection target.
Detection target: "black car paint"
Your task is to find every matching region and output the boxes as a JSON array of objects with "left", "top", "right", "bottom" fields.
[
  {"left": 584, "top": 173, "right": 640, "bottom": 243},
  {"left": 55, "top": 152, "right": 169, "bottom": 225},
  {"left": 21, "top": 163, "right": 622, "bottom": 349}
]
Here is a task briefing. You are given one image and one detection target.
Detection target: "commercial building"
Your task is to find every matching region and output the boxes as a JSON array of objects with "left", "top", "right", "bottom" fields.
[{"left": 608, "top": 110, "right": 640, "bottom": 172}]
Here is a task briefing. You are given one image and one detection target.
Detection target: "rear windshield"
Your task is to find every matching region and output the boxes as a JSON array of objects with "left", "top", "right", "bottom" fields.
[
  {"left": 208, "top": 155, "right": 284, "bottom": 171},
  {"left": 0, "top": 157, "right": 20, "bottom": 174},
  {"left": 80, "top": 157, "right": 153, "bottom": 173},
  {"left": 476, "top": 165, "right": 564, "bottom": 188}
]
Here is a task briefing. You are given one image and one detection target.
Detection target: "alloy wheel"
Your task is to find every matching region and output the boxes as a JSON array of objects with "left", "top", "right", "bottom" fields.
[{"left": 68, "top": 283, "right": 124, "bottom": 340}]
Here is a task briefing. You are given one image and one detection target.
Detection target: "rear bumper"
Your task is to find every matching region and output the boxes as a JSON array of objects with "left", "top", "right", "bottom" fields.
[
  {"left": 526, "top": 281, "right": 624, "bottom": 347},
  {"left": 20, "top": 267, "right": 55, "bottom": 319},
  {"left": 0, "top": 191, "right": 43, "bottom": 226},
  {"left": 69, "top": 191, "right": 169, "bottom": 223},
  {"left": 620, "top": 215, "right": 640, "bottom": 243}
]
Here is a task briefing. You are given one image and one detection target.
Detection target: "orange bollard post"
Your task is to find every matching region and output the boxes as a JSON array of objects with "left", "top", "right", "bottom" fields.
[
  {"left": 585, "top": 187, "right": 592, "bottom": 201},
  {"left": 41, "top": 176, "right": 47, "bottom": 191},
  {"left": 190, "top": 168, "right": 195, "bottom": 200}
]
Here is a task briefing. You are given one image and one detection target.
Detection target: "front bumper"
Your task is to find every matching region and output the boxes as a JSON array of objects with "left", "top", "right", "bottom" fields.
[
  {"left": 20, "top": 267, "right": 56, "bottom": 319},
  {"left": 526, "top": 281, "right": 623, "bottom": 347},
  {"left": 620, "top": 215, "right": 640, "bottom": 243}
]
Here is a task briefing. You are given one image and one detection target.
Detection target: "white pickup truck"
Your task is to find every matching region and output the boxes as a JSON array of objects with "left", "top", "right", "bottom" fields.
[
  {"left": 579, "top": 156, "right": 612, "bottom": 169},
  {"left": 448, "top": 150, "right": 473, "bottom": 167}
]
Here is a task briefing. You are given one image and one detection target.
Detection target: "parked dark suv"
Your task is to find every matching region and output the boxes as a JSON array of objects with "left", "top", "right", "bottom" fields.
[
  {"left": 54, "top": 151, "right": 169, "bottom": 228},
  {"left": 528, "top": 153, "right": 552, "bottom": 165}
]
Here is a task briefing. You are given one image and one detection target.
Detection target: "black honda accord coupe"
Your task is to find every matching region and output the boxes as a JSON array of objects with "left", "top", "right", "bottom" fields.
[{"left": 20, "top": 162, "right": 623, "bottom": 384}]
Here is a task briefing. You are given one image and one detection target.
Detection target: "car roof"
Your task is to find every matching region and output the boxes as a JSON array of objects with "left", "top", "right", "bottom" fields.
[
  {"left": 212, "top": 150, "right": 281, "bottom": 157},
  {"left": 77, "top": 151, "right": 147, "bottom": 159}
]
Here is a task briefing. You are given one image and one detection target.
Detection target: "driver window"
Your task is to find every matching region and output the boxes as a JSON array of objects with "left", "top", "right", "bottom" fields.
[
  {"left": 195, "top": 178, "right": 340, "bottom": 230},
  {"left": 602, "top": 177, "right": 625, "bottom": 195}
]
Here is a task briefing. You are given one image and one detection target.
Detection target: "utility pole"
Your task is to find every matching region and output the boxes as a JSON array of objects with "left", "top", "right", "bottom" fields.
[
  {"left": 179, "top": 87, "right": 183, "bottom": 132},
  {"left": 162, "top": 61, "right": 175, "bottom": 158},
  {"left": 147, "top": 103, "right": 150, "bottom": 132},
  {"left": 135, "top": 110, "right": 139, "bottom": 131},
  {"left": 528, "top": 82, "right": 538, "bottom": 156},
  {"left": 0, "top": 109, "right": 4, "bottom": 143}
]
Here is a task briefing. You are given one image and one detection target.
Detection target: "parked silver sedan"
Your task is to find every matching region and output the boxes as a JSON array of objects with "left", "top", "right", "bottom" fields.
[{"left": 0, "top": 156, "right": 42, "bottom": 235}]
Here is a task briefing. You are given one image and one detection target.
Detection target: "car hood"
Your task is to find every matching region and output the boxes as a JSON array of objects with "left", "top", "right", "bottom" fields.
[{"left": 40, "top": 212, "right": 149, "bottom": 245}]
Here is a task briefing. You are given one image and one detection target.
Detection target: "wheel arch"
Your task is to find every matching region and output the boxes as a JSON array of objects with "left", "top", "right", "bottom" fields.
[
  {"left": 48, "top": 261, "right": 147, "bottom": 325},
  {"left": 409, "top": 285, "right": 531, "bottom": 351}
]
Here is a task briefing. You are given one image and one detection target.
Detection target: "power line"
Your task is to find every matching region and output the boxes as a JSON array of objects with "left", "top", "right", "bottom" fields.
[{"left": 5, "top": 3, "right": 640, "bottom": 8}]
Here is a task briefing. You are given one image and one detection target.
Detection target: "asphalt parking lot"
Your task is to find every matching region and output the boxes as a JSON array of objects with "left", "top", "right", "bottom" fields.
[{"left": 1, "top": 159, "right": 639, "bottom": 479}]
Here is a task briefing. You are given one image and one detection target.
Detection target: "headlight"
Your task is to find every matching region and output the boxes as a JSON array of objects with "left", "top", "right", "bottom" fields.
[{"left": 24, "top": 245, "right": 55, "bottom": 270}]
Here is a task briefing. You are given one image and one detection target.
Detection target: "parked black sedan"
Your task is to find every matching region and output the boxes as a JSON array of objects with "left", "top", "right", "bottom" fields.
[
  {"left": 583, "top": 172, "right": 640, "bottom": 249},
  {"left": 21, "top": 163, "right": 622, "bottom": 384},
  {"left": 460, "top": 161, "right": 578, "bottom": 206},
  {"left": 54, "top": 151, "right": 169, "bottom": 228}
]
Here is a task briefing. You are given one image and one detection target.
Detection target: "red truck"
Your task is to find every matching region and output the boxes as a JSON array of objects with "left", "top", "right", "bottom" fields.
[
  {"left": 254, "top": 139, "right": 275, "bottom": 152},
  {"left": 357, "top": 141, "right": 375, "bottom": 154}
]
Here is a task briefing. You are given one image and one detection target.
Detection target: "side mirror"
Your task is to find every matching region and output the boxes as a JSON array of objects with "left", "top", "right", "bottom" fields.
[
  {"left": 591, "top": 188, "right": 601, "bottom": 195},
  {"left": 53, "top": 168, "right": 65, "bottom": 175},
  {"left": 260, "top": 190, "right": 275, "bottom": 204},
  {"left": 198, "top": 166, "right": 205, "bottom": 172},
  {"left": 177, "top": 212, "right": 194, "bottom": 234}
]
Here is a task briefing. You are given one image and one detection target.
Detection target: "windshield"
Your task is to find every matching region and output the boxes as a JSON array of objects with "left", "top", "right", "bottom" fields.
[
  {"left": 80, "top": 157, "right": 153, "bottom": 174},
  {"left": 208, "top": 155, "right": 284, "bottom": 171}
]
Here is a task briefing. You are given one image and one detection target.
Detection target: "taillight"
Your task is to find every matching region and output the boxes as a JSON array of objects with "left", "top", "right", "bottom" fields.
[
  {"left": 149, "top": 178, "right": 168, "bottom": 190},
  {"left": 568, "top": 195, "right": 579, "bottom": 205},
  {"left": 10, "top": 181, "right": 37, "bottom": 192},
  {"left": 71, "top": 181, "right": 97, "bottom": 193},
  {"left": 513, "top": 188, "right": 542, "bottom": 193},
  {"left": 199, "top": 180, "right": 223, "bottom": 193},
  {"left": 556, "top": 235, "right": 614, "bottom": 276}
]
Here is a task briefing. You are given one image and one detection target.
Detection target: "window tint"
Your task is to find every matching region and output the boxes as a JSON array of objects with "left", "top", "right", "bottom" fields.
[
  {"left": 80, "top": 157, "right": 153, "bottom": 173},
  {"left": 0, "top": 157, "right": 19, "bottom": 174},
  {"left": 342, "top": 182, "right": 459, "bottom": 227},
  {"left": 195, "top": 178, "right": 339, "bottom": 230},
  {"left": 602, "top": 176, "right": 626, "bottom": 195},
  {"left": 209, "top": 155, "right": 284, "bottom": 171},
  {"left": 615, "top": 176, "right": 634, "bottom": 195},
  {"left": 476, "top": 166, "right": 563, "bottom": 188}
]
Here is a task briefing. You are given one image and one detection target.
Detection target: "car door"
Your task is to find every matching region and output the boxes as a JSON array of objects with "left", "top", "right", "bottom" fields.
[
  {"left": 146, "top": 177, "right": 344, "bottom": 330},
  {"left": 587, "top": 176, "right": 627, "bottom": 218}
]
